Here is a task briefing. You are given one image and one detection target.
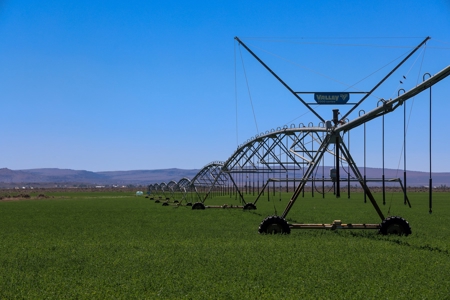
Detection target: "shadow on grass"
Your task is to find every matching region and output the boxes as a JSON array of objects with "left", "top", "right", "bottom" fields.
[{"left": 346, "top": 231, "right": 450, "bottom": 256}]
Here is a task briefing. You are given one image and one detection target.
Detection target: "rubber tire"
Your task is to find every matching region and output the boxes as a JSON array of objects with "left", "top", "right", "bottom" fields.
[
  {"left": 155, "top": 200, "right": 160, "bottom": 203},
  {"left": 162, "top": 202, "right": 169, "bottom": 206},
  {"left": 258, "top": 216, "right": 291, "bottom": 234},
  {"left": 186, "top": 202, "right": 193, "bottom": 207},
  {"left": 379, "top": 216, "right": 412, "bottom": 236},
  {"left": 243, "top": 203, "right": 257, "bottom": 210},
  {"left": 192, "top": 202, "right": 205, "bottom": 210},
  {"left": 174, "top": 200, "right": 179, "bottom": 203}
]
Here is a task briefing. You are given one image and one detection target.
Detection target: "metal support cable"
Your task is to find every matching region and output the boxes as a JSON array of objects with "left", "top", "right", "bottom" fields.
[
  {"left": 234, "top": 36, "right": 325, "bottom": 123},
  {"left": 238, "top": 45, "right": 259, "bottom": 134},
  {"left": 234, "top": 43, "right": 240, "bottom": 148},
  {"left": 342, "top": 36, "right": 430, "bottom": 121}
]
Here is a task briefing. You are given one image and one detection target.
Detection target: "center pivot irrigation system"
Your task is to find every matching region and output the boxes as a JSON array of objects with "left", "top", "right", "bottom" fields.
[
  {"left": 228, "top": 36, "right": 450, "bottom": 235},
  {"left": 148, "top": 36, "right": 450, "bottom": 236}
]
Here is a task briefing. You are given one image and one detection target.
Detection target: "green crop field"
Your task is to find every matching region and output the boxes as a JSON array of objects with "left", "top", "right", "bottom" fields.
[{"left": 0, "top": 190, "right": 449, "bottom": 299}]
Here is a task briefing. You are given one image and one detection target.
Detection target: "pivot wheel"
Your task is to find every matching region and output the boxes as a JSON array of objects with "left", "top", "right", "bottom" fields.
[
  {"left": 258, "top": 216, "right": 291, "bottom": 234},
  {"left": 186, "top": 202, "right": 193, "bottom": 207},
  {"left": 155, "top": 200, "right": 160, "bottom": 203},
  {"left": 162, "top": 202, "right": 169, "bottom": 206},
  {"left": 191, "top": 202, "right": 205, "bottom": 210},
  {"left": 379, "top": 216, "right": 412, "bottom": 236},
  {"left": 243, "top": 203, "right": 257, "bottom": 210}
]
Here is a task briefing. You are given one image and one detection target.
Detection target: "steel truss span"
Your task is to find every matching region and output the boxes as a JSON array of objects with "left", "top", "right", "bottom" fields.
[
  {"left": 221, "top": 123, "right": 408, "bottom": 205},
  {"left": 222, "top": 125, "right": 328, "bottom": 203},
  {"left": 147, "top": 162, "right": 237, "bottom": 208},
  {"left": 189, "top": 161, "right": 247, "bottom": 209},
  {"left": 148, "top": 179, "right": 193, "bottom": 205}
]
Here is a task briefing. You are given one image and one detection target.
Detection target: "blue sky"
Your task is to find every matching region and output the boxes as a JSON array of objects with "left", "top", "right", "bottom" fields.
[{"left": 1, "top": 0, "right": 450, "bottom": 172}]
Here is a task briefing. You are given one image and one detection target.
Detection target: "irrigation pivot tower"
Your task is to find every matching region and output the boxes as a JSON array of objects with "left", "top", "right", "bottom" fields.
[{"left": 234, "top": 36, "right": 450, "bottom": 235}]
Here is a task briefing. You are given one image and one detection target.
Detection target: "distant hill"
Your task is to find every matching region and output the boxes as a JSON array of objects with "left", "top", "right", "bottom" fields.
[
  {"left": 0, "top": 167, "right": 449, "bottom": 188},
  {"left": 97, "top": 169, "right": 199, "bottom": 184},
  {"left": 0, "top": 168, "right": 199, "bottom": 187}
]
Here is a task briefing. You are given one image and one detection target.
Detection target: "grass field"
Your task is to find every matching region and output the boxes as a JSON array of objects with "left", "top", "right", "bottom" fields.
[{"left": 0, "top": 190, "right": 449, "bottom": 299}]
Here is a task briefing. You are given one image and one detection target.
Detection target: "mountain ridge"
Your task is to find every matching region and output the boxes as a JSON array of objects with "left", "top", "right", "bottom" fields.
[
  {"left": 0, "top": 167, "right": 449, "bottom": 187},
  {"left": 0, "top": 168, "right": 199, "bottom": 187}
]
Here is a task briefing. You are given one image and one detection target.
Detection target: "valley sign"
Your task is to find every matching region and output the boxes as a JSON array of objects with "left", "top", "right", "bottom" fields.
[{"left": 314, "top": 92, "right": 350, "bottom": 104}]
